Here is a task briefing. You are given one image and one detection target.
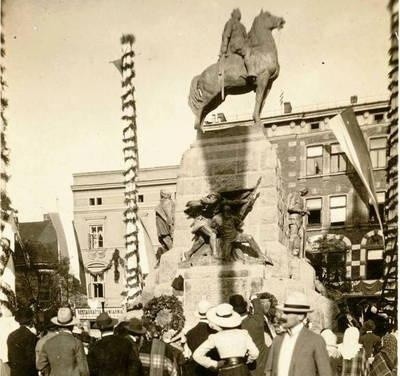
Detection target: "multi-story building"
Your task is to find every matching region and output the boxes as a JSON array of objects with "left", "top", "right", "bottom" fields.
[
  {"left": 72, "top": 99, "right": 390, "bottom": 314},
  {"left": 71, "top": 166, "right": 178, "bottom": 314},
  {"left": 14, "top": 213, "right": 70, "bottom": 307}
]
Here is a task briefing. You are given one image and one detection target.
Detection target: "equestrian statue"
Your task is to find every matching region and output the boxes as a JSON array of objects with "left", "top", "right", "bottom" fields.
[{"left": 188, "top": 9, "right": 285, "bottom": 130}]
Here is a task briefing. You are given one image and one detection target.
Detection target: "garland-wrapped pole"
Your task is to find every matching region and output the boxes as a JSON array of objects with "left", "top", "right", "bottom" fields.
[
  {"left": 119, "top": 34, "right": 142, "bottom": 308},
  {"left": 0, "top": 0, "right": 17, "bottom": 314}
]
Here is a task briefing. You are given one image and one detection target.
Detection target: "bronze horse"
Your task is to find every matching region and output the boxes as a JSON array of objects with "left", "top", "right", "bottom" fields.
[{"left": 188, "top": 10, "right": 285, "bottom": 130}]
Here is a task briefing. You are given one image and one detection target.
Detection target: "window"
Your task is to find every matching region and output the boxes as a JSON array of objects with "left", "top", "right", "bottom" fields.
[
  {"left": 330, "top": 143, "right": 347, "bottom": 173},
  {"left": 38, "top": 273, "right": 51, "bottom": 302},
  {"left": 306, "top": 145, "right": 323, "bottom": 176},
  {"left": 89, "top": 197, "right": 103, "bottom": 206},
  {"left": 369, "top": 192, "right": 385, "bottom": 223},
  {"left": 89, "top": 225, "right": 104, "bottom": 249},
  {"left": 366, "top": 249, "right": 384, "bottom": 279},
  {"left": 89, "top": 274, "right": 105, "bottom": 298},
  {"left": 138, "top": 194, "right": 144, "bottom": 203},
  {"left": 373, "top": 113, "right": 385, "bottom": 123},
  {"left": 306, "top": 198, "right": 322, "bottom": 225},
  {"left": 370, "top": 137, "right": 386, "bottom": 168},
  {"left": 310, "top": 122, "right": 320, "bottom": 130},
  {"left": 330, "top": 196, "right": 346, "bottom": 225}
]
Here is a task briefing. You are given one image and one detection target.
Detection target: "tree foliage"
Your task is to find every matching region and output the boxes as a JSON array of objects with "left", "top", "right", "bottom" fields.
[{"left": 307, "top": 234, "right": 351, "bottom": 293}]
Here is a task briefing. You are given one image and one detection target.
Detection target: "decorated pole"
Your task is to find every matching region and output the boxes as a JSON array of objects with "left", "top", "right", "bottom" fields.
[
  {"left": 119, "top": 34, "right": 143, "bottom": 307},
  {"left": 0, "top": 0, "right": 17, "bottom": 314}
]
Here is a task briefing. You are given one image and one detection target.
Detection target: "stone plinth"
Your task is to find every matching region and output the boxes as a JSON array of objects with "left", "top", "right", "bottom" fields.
[
  {"left": 180, "top": 263, "right": 266, "bottom": 328},
  {"left": 173, "top": 125, "right": 287, "bottom": 276}
]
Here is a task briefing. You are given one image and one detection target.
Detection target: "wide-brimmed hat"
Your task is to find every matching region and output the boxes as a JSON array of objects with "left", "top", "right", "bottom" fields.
[
  {"left": 229, "top": 294, "right": 248, "bottom": 315},
  {"left": 206, "top": 303, "right": 242, "bottom": 328},
  {"left": 125, "top": 318, "right": 146, "bottom": 335},
  {"left": 277, "top": 292, "right": 313, "bottom": 313},
  {"left": 51, "top": 307, "right": 78, "bottom": 327},
  {"left": 93, "top": 312, "right": 118, "bottom": 331},
  {"left": 15, "top": 307, "right": 34, "bottom": 325},
  {"left": 195, "top": 299, "right": 212, "bottom": 318}
]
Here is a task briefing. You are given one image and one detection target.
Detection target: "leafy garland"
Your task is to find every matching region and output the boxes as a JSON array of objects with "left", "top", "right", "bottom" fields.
[
  {"left": 85, "top": 249, "right": 124, "bottom": 283},
  {"left": 142, "top": 295, "right": 185, "bottom": 337},
  {"left": 0, "top": 2, "right": 16, "bottom": 314}
]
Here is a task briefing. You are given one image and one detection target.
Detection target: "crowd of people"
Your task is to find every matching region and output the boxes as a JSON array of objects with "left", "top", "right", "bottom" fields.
[{"left": 0, "top": 291, "right": 397, "bottom": 376}]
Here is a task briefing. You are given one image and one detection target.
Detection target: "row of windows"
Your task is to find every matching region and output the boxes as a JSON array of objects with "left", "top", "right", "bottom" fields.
[
  {"left": 306, "top": 137, "right": 387, "bottom": 176},
  {"left": 89, "top": 197, "right": 103, "bottom": 206},
  {"left": 306, "top": 193, "right": 385, "bottom": 226},
  {"left": 323, "top": 248, "right": 384, "bottom": 280}
]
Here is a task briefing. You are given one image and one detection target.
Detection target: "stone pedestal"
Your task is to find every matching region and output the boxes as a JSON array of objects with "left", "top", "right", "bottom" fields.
[{"left": 143, "top": 124, "right": 334, "bottom": 331}]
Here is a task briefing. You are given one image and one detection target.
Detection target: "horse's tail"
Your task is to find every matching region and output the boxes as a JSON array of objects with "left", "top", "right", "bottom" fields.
[{"left": 188, "top": 75, "right": 203, "bottom": 115}]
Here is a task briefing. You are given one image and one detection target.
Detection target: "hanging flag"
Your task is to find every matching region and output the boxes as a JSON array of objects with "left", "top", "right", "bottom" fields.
[{"left": 329, "top": 108, "right": 383, "bottom": 233}]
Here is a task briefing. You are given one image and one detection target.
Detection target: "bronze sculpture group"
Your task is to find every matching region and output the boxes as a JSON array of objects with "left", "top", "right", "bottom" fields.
[
  {"left": 188, "top": 8, "right": 285, "bottom": 129},
  {"left": 183, "top": 179, "right": 273, "bottom": 264}
]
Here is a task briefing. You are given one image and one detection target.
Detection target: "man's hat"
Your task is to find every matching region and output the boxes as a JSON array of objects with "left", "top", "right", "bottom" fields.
[
  {"left": 277, "top": 292, "right": 313, "bottom": 313},
  {"left": 229, "top": 294, "right": 248, "bottom": 315},
  {"left": 51, "top": 307, "right": 78, "bottom": 327},
  {"left": 125, "top": 318, "right": 146, "bottom": 335},
  {"left": 15, "top": 307, "right": 34, "bottom": 325},
  {"left": 93, "top": 312, "right": 118, "bottom": 331},
  {"left": 207, "top": 304, "right": 242, "bottom": 329},
  {"left": 363, "top": 319, "right": 376, "bottom": 332},
  {"left": 195, "top": 299, "right": 212, "bottom": 318}
]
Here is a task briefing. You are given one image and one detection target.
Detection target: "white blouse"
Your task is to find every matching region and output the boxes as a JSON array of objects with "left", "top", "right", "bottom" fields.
[{"left": 193, "top": 329, "right": 259, "bottom": 369}]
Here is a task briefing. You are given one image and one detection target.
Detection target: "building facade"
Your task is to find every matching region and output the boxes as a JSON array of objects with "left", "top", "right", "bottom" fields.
[
  {"left": 14, "top": 213, "right": 69, "bottom": 307},
  {"left": 72, "top": 99, "right": 390, "bottom": 311},
  {"left": 71, "top": 166, "right": 178, "bottom": 311}
]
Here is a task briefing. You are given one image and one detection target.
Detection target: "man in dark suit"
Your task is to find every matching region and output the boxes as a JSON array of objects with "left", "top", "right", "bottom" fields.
[
  {"left": 7, "top": 307, "right": 37, "bottom": 376},
  {"left": 87, "top": 312, "right": 142, "bottom": 376},
  {"left": 184, "top": 300, "right": 218, "bottom": 376},
  {"left": 230, "top": 294, "right": 268, "bottom": 376},
  {"left": 37, "top": 307, "right": 89, "bottom": 376},
  {"left": 265, "top": 292, "right": 331, "bottom": 376}
]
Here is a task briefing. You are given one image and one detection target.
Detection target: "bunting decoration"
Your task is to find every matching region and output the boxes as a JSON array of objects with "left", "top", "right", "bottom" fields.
[
  {"left": 0, "top": 0, "right": 17, "bottom": 314},
  {"left": 119, "top": 34, "right": 143, "bottom": 307}
]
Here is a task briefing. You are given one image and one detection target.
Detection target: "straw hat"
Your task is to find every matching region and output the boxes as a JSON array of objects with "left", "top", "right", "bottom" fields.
[
  {"left": 277, "top": 292, "right": 313, "bottom": 313},
  {"left": 206, "top": 303, "right": 242, "bottom": 328},
  {"left": 195, "top": 299, "right": 212, "bottom": 318},
  {"left": 51, "top": 307, "right": 78, "bottom": 327}
]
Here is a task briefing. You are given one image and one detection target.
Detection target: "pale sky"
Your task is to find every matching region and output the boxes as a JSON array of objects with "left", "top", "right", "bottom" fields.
[{"left": 4, "top": 0, "right": 389, "bottom": 225}]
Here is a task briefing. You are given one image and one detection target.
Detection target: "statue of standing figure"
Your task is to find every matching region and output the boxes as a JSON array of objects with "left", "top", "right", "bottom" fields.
[
  {"left": 287, "top": 187, "right": 309, "bottom": 257},
  {"left": 155, "top": 190, "right": 175, "bottom": 263}
]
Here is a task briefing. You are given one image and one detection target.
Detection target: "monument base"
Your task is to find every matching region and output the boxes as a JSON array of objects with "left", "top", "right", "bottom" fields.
[{"left": 142, "top": 124, "right": 336, "bottom": 331}]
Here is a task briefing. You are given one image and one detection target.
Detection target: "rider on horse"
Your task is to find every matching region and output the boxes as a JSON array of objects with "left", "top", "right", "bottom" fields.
[{"left": 219, "top": 8, "right": 256, "bottom": 82}]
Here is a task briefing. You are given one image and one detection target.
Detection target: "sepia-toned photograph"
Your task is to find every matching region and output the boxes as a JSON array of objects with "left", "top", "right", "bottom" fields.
[{"left": 0, "top": 1, "right": 398, "bottom": 375}]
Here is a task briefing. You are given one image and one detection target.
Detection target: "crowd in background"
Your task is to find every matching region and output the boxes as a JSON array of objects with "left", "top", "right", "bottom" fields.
[{"left": 0, "top": 291, "right": 397, "bottom": 376}]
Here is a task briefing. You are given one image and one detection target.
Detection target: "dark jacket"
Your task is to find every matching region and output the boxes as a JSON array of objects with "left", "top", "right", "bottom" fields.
[
  {"left": 186, "top": 321, "right": 216, "bottom": 353},
  {"left": 360, "top": 332, "right": 381, "bottom": 358},
  {"left": 186, "top": 321, "right": 218, "bottom": 376},
  {"left": 241, "top": 299, "right": 268, "bottom": 376},
  {"left": 87, "top": 334, "right": 142, "bottom": 376},
  {"left": 266, "top": 326, "right": 332, "bottom": 376},
  {"left": 37, "top": 331, "right": 89, "bottom": 376},
  {"left": 7, "top": 326, "right": 37, "bottom": 376}
]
